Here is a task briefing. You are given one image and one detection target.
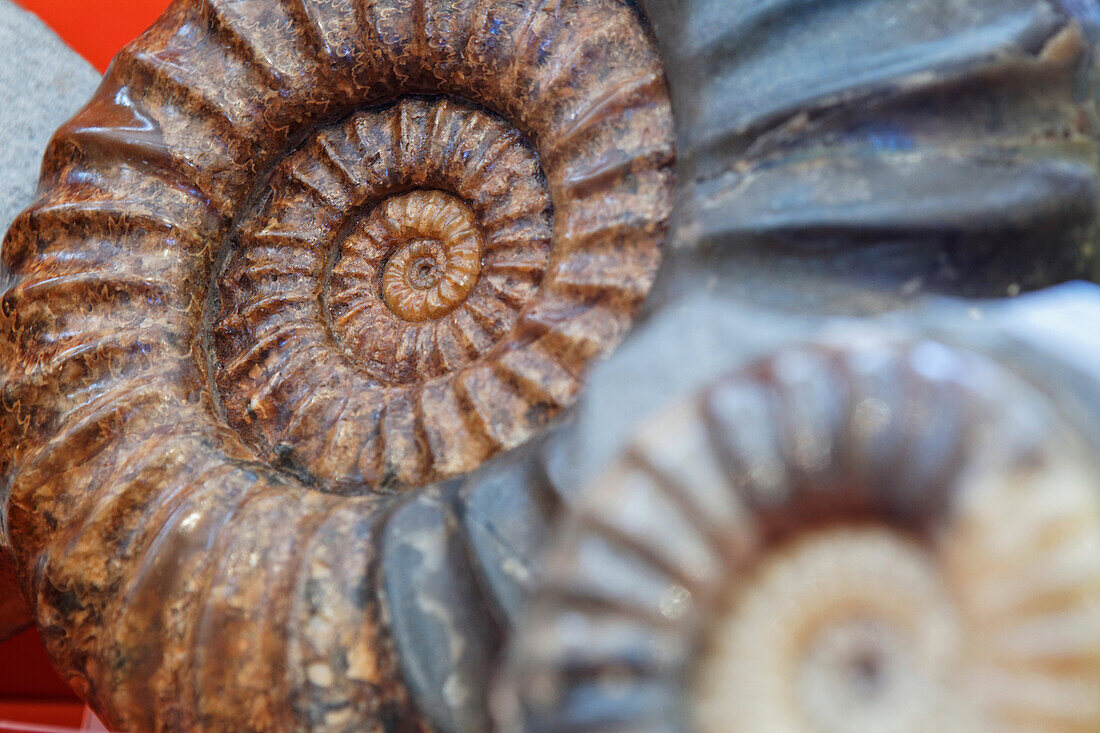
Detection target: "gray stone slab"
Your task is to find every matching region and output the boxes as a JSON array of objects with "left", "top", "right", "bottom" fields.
[
  {"left": 381, "top": 486, "right": 503, "bottom": 733},
  {"left": 0, "top": 0, "right": 100, "bottom": 236}
]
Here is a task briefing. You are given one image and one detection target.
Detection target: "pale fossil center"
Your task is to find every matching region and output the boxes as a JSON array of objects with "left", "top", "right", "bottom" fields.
[{"left": 691, "top": 527, "right": 968, "bottom": 733}]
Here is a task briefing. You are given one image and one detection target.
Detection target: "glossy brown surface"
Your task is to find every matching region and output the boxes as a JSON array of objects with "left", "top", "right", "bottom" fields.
[
  {"left": 211, "top": 97, "right": 578, "bottom": 491},
  {"left": 0, "top": 0, "right": 672, "bottom": 730}
]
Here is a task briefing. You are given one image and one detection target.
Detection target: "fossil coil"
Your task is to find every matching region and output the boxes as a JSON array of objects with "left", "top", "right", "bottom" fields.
[
  {"left": 213, "top": 97, "right": 567, "bottom": 490},
  {"left": 0, "top": 0, "right": 672, "bottom": 730},
  {"left": 502, "top": 342, "right": 1100, "bottom": 732}
]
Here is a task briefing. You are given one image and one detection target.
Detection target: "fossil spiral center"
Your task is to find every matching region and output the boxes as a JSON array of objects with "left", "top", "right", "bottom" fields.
[
  {"left": 212, "top": 98, "right": 567, "bottom": 489},
  {"left": 401, "top": 244, "right": 444, "bottom": 288},
  {"left": 692, "top": 527, "right": 964, "bottom": 733},
  {"left": 374, "top": 191, "right": 483, "bottom": 322}
]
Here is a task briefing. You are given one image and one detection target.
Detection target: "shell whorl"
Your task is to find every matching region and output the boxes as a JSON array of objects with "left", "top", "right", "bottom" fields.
[
  {"left": 501, "top": 342, "right": 1100, "bottom": 731},
  {"left": 212, "top": 97, "right": 567, "bottom": 490},
  {"left": 373, "top": 192, "right": 482, "bottom": 323},
  {"left": 0, "top": 0, "right": 672, "bottom": 730}
]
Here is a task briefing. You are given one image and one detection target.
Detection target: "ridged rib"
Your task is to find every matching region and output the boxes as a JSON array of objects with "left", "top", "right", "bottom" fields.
[{"left": 2, "top": 2, "right": 671, "bottom": 730}]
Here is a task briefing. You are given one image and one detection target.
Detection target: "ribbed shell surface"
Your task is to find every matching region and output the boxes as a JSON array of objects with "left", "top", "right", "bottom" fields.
[
  {"left": 0, "top": 0, "right": 673, "bottom": 730},
  {"left": 501, "top": 341, "right": 1100, "bottom": 731}
]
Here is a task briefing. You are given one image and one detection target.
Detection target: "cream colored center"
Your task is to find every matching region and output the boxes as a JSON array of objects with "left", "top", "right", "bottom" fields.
[{"left": 691, "top": 527, "right": 969, "bottom": 733}]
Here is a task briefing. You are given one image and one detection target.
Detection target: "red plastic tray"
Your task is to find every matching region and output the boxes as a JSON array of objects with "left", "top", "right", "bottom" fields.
[
  {"left": 0, "top": 706, "right": 109, "bottom": 733},
  {"left": 15, "top": 0, "right": 171, "bottom": 72}
]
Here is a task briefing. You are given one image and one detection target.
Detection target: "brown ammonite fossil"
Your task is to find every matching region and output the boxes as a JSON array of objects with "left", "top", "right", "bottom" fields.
[
  {"left": 212, "top": 96, "right": 571, "bottom": 490},
  {"left": 0, "top": 0, "right": 672, "bottom": 729},
  {"left": 500, "top": 341, "right": 1100, "bottom": 731}
]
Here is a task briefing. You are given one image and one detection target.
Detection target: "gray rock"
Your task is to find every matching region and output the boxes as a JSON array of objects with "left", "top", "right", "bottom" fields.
[
  {"left": 571, "top": 281, "right": 1100, "bottom": 492},
  {"left": 379, "top": 428, "right": 569, "bottom": 733},
  {"left": 457, "top": 436, "right": 564, "bottom": 630},
  {"left": 381, "top": 487, "right": 502, "bottom": 733},
  {"left": 0, "top": 0, "right": 100, "bottom": 236},
  {"left": 0, "top": 0, "right": 99, "bottom": 639},
  {"left": 571, "top": 295, "right": 833, "bottom": 488},
  {"left": 641, "top": 0, "right": 1100, "bottom": 302}
]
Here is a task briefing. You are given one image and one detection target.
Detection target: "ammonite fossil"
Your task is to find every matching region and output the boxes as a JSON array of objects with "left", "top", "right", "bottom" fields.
[
  {"left": 641, "top": 0, "right": 1100, "bottom": 301},
  {"left": 0, "top": 0, "right": 672, "bottom": 729},
  {"left": 0, "top": 0, "right": 101, "bottom": 646},
  {"left": 501, "top": 340, "right": 1100, "bottom": 731}
]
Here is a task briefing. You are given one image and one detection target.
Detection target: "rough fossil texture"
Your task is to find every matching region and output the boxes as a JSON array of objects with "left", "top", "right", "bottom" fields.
[
  {"left": 0, "top": 0, "right": 101, "bottom": 645},
  {"left": 0, "top": 0, "right": 673, "bottom": 730},
  {"left": 640, "top": 0, "right": 1100, "bottom": 305},
  {"left": 501, "top": 340, "right": 1100, "bottom": 732}
]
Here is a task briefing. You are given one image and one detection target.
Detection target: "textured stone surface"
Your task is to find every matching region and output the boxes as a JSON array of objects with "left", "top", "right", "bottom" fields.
[
  {"left": 641, "top": 0, "right": 1100, "bottom": 306},
  {"left": 378, "top": 426, "right": 567, "bottom": 733},
  {"left": 0, "top": 0, "right": 99, "bottom": 235},
  {"left": 381, "top": 488, "right": 502, "bottom": 733},
  {"left": 0, "top": 0, "right": 99, "bottom": 643}
]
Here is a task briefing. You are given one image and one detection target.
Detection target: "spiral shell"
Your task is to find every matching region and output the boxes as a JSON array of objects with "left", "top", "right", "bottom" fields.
[
  {"left": 642, "top": 0, "right": 1100, "bottom": 297},
  {"left": 0, "top": 0, "right": 672, "bottom": 729},
  {"left": 502, "top": 342, "right": 1100, "bottom": 731},
  {"left": 211, "top": 95, "right": 570, "bottom": 489}
]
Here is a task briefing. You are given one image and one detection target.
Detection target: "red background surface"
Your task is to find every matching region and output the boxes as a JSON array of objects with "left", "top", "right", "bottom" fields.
[
  {"left": 15, "top": 0, "right": 172, "bottom": 72},
  {"left": 0, "top": 629, "right": 86, "bottom": 729},
  {"left": 5, "top": 2, "right": 171, "bottom": 726}
]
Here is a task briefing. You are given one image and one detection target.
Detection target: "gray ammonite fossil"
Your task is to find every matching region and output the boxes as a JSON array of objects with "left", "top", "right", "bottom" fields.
[
  {"left": 641, "top": 0, "right": 1100, "bottom": 302},
  {"left": 501, "top": 339, "right": 1100, "bottom": 731},
  {"left": 0, "top": 0, "right": 673, "bottom": 730}
]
